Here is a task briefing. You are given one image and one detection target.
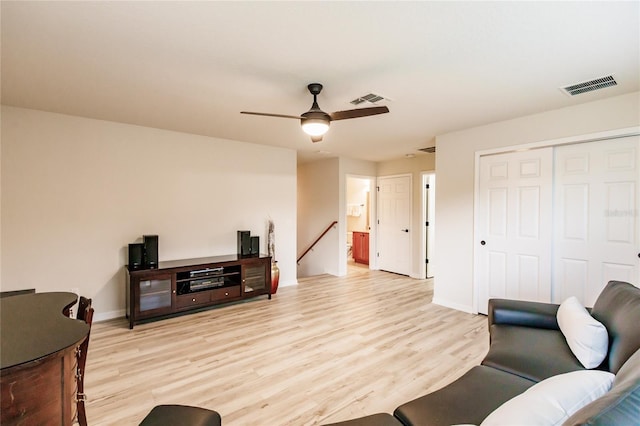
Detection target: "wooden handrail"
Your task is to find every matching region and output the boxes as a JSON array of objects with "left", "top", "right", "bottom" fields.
[{"left": 297, "top": 221, "right": 338, "bottom": 264}]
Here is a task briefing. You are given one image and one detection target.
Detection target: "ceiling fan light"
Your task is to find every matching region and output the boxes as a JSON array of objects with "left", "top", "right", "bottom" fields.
[{"left": 301, "top": 119, "right": 330, "bottom": 136}]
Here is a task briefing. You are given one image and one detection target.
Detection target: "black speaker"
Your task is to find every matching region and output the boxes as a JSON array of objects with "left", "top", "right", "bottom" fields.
[
  {"left": 250, "top": 236, "right": 260, "bottom": 256},
  {"left": 128, "top": 243, "right": 144, "bottom": 268},
  {"left": 143, "top": 235, "right": 159, "bottom": 267},
  {"left": 237, "top": 231, "right": 251, "bottom": 256}
]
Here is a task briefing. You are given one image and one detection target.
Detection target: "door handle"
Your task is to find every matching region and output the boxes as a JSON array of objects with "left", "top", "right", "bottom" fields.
[{"left": 401, "top": 229, "right": 409, "bottom": 233}]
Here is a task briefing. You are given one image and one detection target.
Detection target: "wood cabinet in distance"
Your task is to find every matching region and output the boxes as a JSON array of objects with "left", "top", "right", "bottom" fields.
[
  {"left": 126, "top": 254, "right": 271, "bottom": 329},
  {"left": 352, "top": 231, "right": 370, "bottom": 265}
]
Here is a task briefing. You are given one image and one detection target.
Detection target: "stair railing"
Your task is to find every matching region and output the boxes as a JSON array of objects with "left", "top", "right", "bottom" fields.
[{"left": 297, "top": 221, "right": 338, "bottom": 264}]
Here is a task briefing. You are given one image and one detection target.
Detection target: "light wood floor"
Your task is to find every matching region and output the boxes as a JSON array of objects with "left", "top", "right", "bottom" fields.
[{"left": 86, "top": 268, "right": 489, "bottom": 425}]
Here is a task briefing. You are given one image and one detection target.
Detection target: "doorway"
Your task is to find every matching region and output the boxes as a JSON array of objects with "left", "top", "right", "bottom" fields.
[{"left": 346, "top": 175, "right": 373, "bottom": 272}]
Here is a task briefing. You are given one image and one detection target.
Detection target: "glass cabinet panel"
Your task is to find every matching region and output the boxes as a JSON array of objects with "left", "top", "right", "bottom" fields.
[
  {"left": 139, "top": 277, "right": 172, "bottom": 312},
  {"left": 244, "top": 263, "right": 266, "bottom": 294}
]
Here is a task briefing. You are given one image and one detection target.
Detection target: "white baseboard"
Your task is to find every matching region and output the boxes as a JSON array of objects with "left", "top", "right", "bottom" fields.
[
  {"left": 432, "top": 297, "right": 475, "bottom": 314},
  {"left": 94, "top": 309, "right": 126, "bottom": 322},
  {"left": 279, "top": 279, "right": 298, "bottom": 287}
]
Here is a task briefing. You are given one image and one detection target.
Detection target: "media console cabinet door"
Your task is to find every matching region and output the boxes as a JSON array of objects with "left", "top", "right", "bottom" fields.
[
  {"left": 129, "top": 270, "right": 173, "bottom": 328},
  {"left": 243, "top": 260, "right": 268, "bottom": 295},
  {"left": 134, "top": 274, "right": 173, "bottom": 316}
]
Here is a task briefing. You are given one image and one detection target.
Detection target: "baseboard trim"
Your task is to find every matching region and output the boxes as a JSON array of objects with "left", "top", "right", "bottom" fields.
[
  {"left": 432, "top": 297, "right": 475, "bottom": 314},
  {"left": 279, "top": 279, "right": 298, "bottom": 287},
  {"left": 94, "top": 309, "right": 126, "bottom": 322}
]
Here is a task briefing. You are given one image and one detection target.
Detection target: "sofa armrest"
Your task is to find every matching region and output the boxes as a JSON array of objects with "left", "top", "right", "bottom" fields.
[{"left": 488, "top": 299, "right": 560, "bottom": 331}]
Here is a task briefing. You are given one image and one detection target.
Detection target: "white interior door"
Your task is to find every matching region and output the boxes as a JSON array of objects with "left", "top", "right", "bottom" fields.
[
  {"left": 477, "top": 148, "right": 553, "bottom": 314},
  {"left": 378, "top": 175, "right": 412, "bottom": 275},
  {"left": 424, "top": 173, "right": 436, "bottom": 278},
  {"left": 553, "top": 136, "right": 640, "bottom": 306}
]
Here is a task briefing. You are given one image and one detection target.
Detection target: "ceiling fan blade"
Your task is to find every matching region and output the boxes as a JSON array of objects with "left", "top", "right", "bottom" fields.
[
  {"left": 241, "top": 111, "right": 302, "bottom": 120},
  {"left": 330, "top": 106, "right": 389, "bottom": 121},
  {"left": 311, "top": 135, "right": 323, "bottom": 143}
]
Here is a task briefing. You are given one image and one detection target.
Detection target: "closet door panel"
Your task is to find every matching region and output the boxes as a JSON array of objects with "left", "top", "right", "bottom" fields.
[
  {"left": 476, "top": 148, "right": 553, "bottom": 314},
  {"left": 488, "top": 251, "right": 507, "bottom": 299},
  {"left": 602, "top": 262, "right": 635, "bottom": 284},
  {"left": 553, "top": 136, "right": 639, "bottom": 306},
  {"left": 558, "top": 258, "right": 589, "bottom": 302},
  {"left": 517, "top": 254, "right": 541, "bottom": 301},
  {"left": 562, "top": 184, "right": 589, "bottom": 241},
  {"left": 518, "top": 187, "right": 541, "bottom": 238},
  {"left": 605, "top": 181, "right": 635, "bottom": 243}
]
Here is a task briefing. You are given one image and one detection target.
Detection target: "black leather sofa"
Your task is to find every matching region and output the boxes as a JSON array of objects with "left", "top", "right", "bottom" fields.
[{"left": 325, "top": 280, "right": 640, "bottom": 426}]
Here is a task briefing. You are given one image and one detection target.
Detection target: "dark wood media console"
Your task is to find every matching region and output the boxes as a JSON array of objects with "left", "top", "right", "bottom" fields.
[{"left": 126, "top": 254, "right": 271, "bottom": 329}]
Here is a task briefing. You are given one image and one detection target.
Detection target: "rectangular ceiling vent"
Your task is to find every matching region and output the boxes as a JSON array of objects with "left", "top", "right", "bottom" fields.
[
  {"left": 350, "top": 93, "right": 387, "bottom": 105},
  {"left": 561, "top": 75, "right": 617, "bottom": 96},
  {"left": 418, "top": 147, "right": 436, "bottom": 154}
]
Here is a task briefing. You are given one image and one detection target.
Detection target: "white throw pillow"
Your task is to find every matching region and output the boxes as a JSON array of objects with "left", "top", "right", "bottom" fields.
[
  {"left": 481, "top": 370, "right": 615, "bottom": 426},
  {"left": 557, "top": 296, "right": 609, "bottom": 369}
]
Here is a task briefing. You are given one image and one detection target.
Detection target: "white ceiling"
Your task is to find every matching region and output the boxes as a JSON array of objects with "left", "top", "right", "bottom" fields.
[{"left": 2, "top": 1, "right": 639, "bottom": 163}]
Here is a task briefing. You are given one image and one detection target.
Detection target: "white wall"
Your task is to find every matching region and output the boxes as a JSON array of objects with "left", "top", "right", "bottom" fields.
[
  {"left": 377, "top": 155, "right": 435, "bottom": 278},
  {"left": 434, "top": 92, "right": 640, "bottom": 313},
  {"left": 1, "top": 106, "right": 297, "bottom": 320},
  {"left": 297, "top": 158, "right": 340, "bottom": 277}
]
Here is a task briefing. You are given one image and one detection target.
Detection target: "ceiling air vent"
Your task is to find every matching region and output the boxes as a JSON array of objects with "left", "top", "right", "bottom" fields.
[
  {"left": 418, "top": 147, "right": 436, "bottom": 154},
  {"left": 350, "top": 93, "right": 387, "bottom": 105},
  {"left": 561, "top": 75, "right": 617, "bottom": 96}
]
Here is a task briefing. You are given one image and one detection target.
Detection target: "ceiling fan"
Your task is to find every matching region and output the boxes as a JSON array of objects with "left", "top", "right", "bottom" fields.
[{"left": 241, "top": 83, "right": 389, "bottom": 142}]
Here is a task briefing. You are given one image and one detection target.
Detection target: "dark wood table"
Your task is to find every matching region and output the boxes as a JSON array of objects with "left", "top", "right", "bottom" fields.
[{"left": 1, "top": 292, "right": 90, "bottom": 425}]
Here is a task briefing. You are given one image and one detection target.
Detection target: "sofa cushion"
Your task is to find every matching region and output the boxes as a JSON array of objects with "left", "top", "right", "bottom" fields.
[
  {"left": 322, "top": 413, "right": 403, "bottom": 426},
  {"left": 139, "top": 405, "right": 221, "bottom": 426},
  {"left": 591, "top": 281, "right": 640, "bottom": 373},
  {"left": 563, "top": 348, "right": 640, "bottom": 426},
  {"left": 393, "top": 365, "right": 534, "bottom": 426},
  {"left": 557, "top": 296, "right": 609, "bottom": 369},
  {"left": 489, "top": 298, "right": 560, "bottom": 330},
  {"left": 481, "top": 370, "right": 614, "bottom": 426},
  {"left": 482, "top": 324, "right": 584, "bottom": 382}
]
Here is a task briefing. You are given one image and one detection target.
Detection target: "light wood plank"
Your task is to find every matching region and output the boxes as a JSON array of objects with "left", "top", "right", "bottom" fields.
[{"left": 85, "top": 268, "right": 488, "bottom": 425}]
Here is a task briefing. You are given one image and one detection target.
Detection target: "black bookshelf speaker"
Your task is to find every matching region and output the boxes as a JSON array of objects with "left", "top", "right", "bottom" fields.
[
  {"left": 237, "top": 230, "right": 251, "bottom": 256},
  {"left": 143, "top": 235, "right": 159, "bottom": 267},
  {"left": 250, "top": 236, "right": 260, "bottom": 255},
  {"left": 128, "top": 243, "right": 144, "bottom": 268}
]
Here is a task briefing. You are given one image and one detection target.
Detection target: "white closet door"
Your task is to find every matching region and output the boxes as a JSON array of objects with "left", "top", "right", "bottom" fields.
[
  {"left": 553, "top": 136, "right": 640, "bottom": 306},
  {"left": 476, "top": 148, "right": 554, "bottom": 314},
  {"left": 378, "top": 174, "right": 412, "bottom": 276}
]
